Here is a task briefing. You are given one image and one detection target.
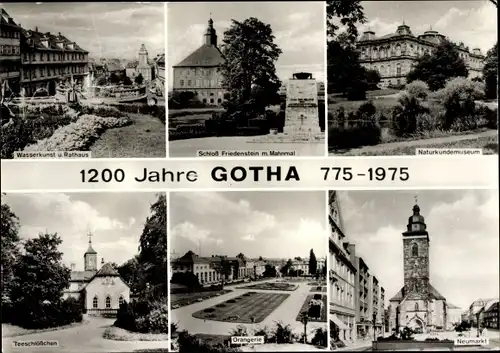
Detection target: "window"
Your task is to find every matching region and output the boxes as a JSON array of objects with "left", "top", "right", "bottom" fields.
[
  {"left": 119, "top": 296, "right": 124, "bottom": 306},
  {"left": 210, "top": 98, "right": 214, "bottom": 104},
  {"left": 105, "top": 296, "right": 111, "bottom": 308},
  {"left": 415, "top": 303, "right": 419, "bottom": 311},
  {"left": 180, "top": 79, "right": 184, "bottom": 86},
  {"left": 411, "top": 243, "right": 418, "bottom": 257},
  {"left": 187, "top": 80, "right": 192, "bottom": 86},
  {"left": 93, "top": 296, "right": 98, "bottom": 308}
]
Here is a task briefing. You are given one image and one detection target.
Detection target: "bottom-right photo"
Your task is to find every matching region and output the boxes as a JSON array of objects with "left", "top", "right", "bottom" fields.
[{"left": 327, "top": 190, "right": 499, "bottom": 352}]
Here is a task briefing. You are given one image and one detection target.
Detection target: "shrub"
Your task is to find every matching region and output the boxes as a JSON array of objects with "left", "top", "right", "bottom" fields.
[
  {"left": 308, "top": 302, "right": 322, "bottom": 319},
  {"left": 477, "top": 105, "right": 498, "bottom": 130},
  {"left": 311, "top": 327, "right": 328, "bottom": 347},
  {"left": 357, "top": 101, "right": 376, "bottom": 119},
  {"left": 204, "top": 308, "right": 215, "bottom": 313},
  {"left": 23, "top": 114, "right": 132, "bottom": 152},
  {"left": 177, "top": 330, "right": 240, "bottom": 353},
  {"left": 434, "top": 77, "right": 485, "bottom": 129},
  {"left": 226, "top": 299, "right": 236, "bottom": 303},
  {"left": 115, "top": 301, "right": 136, "bottom": 332},
  {"left": 392, "top": 92, "right": 429, "bottom": 137},
  {"left": 270, "top": 322, "right": 293, "bottom": 344},
  {"left": 406, "top": 80, "right": 430, "bottom": 100},
  {"left": 135, "top": 302, "right": 169, "bottom": 334}
]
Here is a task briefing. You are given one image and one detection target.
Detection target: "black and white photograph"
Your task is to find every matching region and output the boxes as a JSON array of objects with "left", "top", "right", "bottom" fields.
[
  {"left": 0, "top": 3, "right": 166, "bottom": 159},
  {"left": 1, "top": 192, "right": 168, "bottom": 353},
  {"left": 327, "top": 0, "right": 498, "bottom": 156},
  {"left": 169, "top": 191, "right": 328, "bottom": 351},
  {"left": 167, "top": 2, "right": 326, "bottom": 158},
  {"left": 328, "top": 190, "right": 499, "bottom": 351}
]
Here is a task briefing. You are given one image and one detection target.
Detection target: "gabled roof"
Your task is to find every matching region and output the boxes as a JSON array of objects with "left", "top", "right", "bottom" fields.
[
  {"left": 95, "top": 262, "right": 120, "bottom": 277},
  {"left": 70, "top": 270, "right": 96, "bottom": 282},
  {"left": 174, "top": 44, "right": 223, "bottom": 67},
  {"left": 447, "top": 303, "right": 461, "bottom": 309},
  {"left": 389, "top": 284, "right": 446, "bottom": 302},
  {"left": 484, "top": 300, "right": 499, "bottom": 312},
  {"left": 1, "top": 8, "right": 20, "bottom": 27},
  {"left": 155, "top": 54, "right": 165, "bottom": 65}
]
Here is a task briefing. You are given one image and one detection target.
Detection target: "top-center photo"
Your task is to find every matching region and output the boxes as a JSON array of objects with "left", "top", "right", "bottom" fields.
[{"left": 167, "top": 1, "right": 326, "bottom": 158}]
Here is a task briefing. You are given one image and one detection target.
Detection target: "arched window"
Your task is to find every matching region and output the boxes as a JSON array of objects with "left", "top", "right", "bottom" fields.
[
  {"left": 105, "top": 295, "right": 111, "bottom": 308},
  {"left": 415, "top": 302, "right": 419, "bottom": 311},
  {"left": 119, "top": 295, "right": 124, "bottom": 306},
  {"left": 396, "top": 45, "right": 402, "bottom": 56},
  {"left": 411, "top": 243, "right": 418, "bottom": 257},
  {"left": 396, "top": 64, "right": 402, "bottom": 77},
  {"left": 93, "top": 295, "right": 98, "bottom": 308}
]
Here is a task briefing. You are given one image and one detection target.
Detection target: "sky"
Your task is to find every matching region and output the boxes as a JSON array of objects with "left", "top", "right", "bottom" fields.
[
  {"left": 1, "top": 2, "right": 165, "bottom": 61},
  {"left": 359, "top": 1, "right": 497, "bottom": 54},
  {"left": 3, "top": 192, "right": 163, "bottom": 269},
  {"left": 167, "top": 1, "right": 325, "bottom": 89},
  {"left": 335, "top": 190, "right": 499, "bottom": 310},
  {"left": 170, "top": 191, "right": 327, "bottom": 260}
]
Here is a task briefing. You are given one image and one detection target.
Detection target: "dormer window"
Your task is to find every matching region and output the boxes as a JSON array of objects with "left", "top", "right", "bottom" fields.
[
  {"left": 68, "top": 43, "right": 75, "bottom": 50},
  {"left": 56, "top": 42, "right": 64, "bottom": 50},
  {"left": 41, "top": 39, "right": 49, "bottom": 48}
]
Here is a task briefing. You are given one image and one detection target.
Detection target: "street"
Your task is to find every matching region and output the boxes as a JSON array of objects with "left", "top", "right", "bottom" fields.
[{"left": 2, "top": 317, "right": 168, "bottom": 353}]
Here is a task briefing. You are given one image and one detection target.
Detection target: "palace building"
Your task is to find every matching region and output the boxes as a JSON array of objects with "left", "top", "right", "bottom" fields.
[
  {"left": 172, "top": 18, "right": 225, "bottom": 106},
  {"left": 388, "top": 202, "right": 447, "bottom": 333},
  {"left": 357, "top": 23, "right": 485, "bottom": 87},
  {"left": 63, "top": 234, "right": 130, "bottom": 315}
]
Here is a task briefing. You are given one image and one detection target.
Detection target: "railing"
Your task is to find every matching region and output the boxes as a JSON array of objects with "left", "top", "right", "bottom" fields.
[{"left": 86, "top": 308, "right": 118, "bottom": 317}]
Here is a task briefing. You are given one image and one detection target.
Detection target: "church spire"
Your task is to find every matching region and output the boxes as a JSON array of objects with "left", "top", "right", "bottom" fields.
[
  {"left": 204, "top": 16, "right": 217, "bottom": 47},
  {"left": 84, "top": 231, "right": 97, "bottom": 271}
]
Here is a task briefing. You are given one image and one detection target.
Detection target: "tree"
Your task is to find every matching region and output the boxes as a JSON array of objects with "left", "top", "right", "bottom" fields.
[
  {"left": 109, "top": 73, "right": 121, "bottom": 84},
  {"left": 117, "top": 256, "right": 140, "bottom": 290},
  {"left": 258, "top": 256, "right": 263, "bottom": 261},
  {"left": 406, "top": 39, "right": 468, "bottom": 91},
  {"left": 280, "top": 259, "right": 293, "bottom": 276},
  {"left": 123, "top": 76, "right": 133, "bottom": 86},
  {"left": 138, "top": 193, "right": 167, "bottom": 298},
  {"left": 309, "top": 249, "right": 317, "bottom": 275},
  {"left": 483, "top": 42, "right": 498, "bottom": 99},
  {"left": 326, "top": 0, "right": 366, "bottom": 43},
  {"left": 135, "top": 73, "right": 144, "bottom": 86},
  {"left": 263, "top": 264, "right": 277, "bottom": 278},
  {"left": 1, "top": 199, "right": 21, "bottom": 296},
  {"left": 219, "top": 17, "right": 282, "bottom": 111}
]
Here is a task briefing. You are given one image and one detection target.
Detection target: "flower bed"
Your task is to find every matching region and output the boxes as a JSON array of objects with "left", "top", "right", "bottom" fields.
[{"left": 23, "top": 114, "right": 132, "bottom": 152}]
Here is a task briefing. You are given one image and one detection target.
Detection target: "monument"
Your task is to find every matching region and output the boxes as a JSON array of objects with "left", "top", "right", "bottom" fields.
[{"left": 249, "top": 72, "right": 324, "bottom": 144}]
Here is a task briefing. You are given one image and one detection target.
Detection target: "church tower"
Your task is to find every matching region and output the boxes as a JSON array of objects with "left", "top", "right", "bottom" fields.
[
  {"left": 84, "top": 232, "right": 98, "bottom": 271},
  {"left": 138, "top": 44, "right": 149, "bottom": 67},
  {"left": 204, "top": 18, "right": 217, "bottom": 47},
  {"left": 402, "top": 200, "right": 430, "bottom": 296}
]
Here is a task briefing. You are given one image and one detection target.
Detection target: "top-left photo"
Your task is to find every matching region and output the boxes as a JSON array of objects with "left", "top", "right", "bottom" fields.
[{"left": 1, "top": 3, "right": 166, "bottom": 159}]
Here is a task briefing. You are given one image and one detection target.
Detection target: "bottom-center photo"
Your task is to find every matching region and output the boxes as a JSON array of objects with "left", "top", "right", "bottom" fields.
[{"left": 169, "top": 191, "right": 329, "bottom": 352}]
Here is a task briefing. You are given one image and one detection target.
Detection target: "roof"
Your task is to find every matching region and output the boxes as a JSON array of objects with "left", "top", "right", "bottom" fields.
[
  {"left": 447, "top": 303, "right": 461, "bottom": 309},
  {"left": 106, "top": 63, "right": 125, "bottom": 72},
  {"left": 21, "top": 28, "right": 88, "bottom": 53},
  {"left": 126, "top": 60, "right": 139, "bottom": 68},
  {"left": 174, "top": 44, "right": 223, "bottom": 67},
  {"left": 85, "top": 243, "right": 97, "bottom": 254},
  {"left": 94, "top": 262, "right": 120, "bottom": 277},
  {"left": 1, "top": 8, "right": 20, "bottom": 28},
  {"left": 70, "top": 270, "right": 96, "bottom": 282},
  {"left": 484, "top": 300, "right": 499, "bottom": 312},
  {"left": 176, "top": 251, "right": 211, "bottom": 264},
  {"left": 389, "top": 284, "right": 446, "bottom": 302}
]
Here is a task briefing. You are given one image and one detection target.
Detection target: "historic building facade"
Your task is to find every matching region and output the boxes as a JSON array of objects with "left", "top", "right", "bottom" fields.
[
  {"left": 0, "top": 8, "right": 22, "bottom": 95},
  {"left": 172, "top": 18, "right": 225, "bottom": 106},
  {"left": 63, "top": 235, "right": 130, "bottom": 315},
  {"left": 483, "top": 300, "right": 499, "bottom": 329},
  {"left": 388, "top": 202, "right": 447, "bottom": 333},
  {"left": 329, "top": 191, "right": 357, "bottom": 347},
  {"left": 19, "top": 27, "right": 89, "bottom": 96},
  {"left": 357, "top": 24, "right": 485, "bottom": 87}
]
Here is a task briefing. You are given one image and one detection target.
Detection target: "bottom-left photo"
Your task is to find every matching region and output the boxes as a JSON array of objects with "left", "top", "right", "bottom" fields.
[{"left": 1, "top": 192, "right": 168, "bottom": 353}]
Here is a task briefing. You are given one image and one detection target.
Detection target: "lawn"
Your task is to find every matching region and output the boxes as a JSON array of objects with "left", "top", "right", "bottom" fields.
[
  {"left": 103, "top": 326, "right": 169, "bottom": 342},
  {"left": 345, "top": 134, "right": 498, "bottom": 156},
  {"left": 295, "top": 295, "right": 328, "bottom": 323},
  {"left": 171, "top": 290, "right": 233, "bottom": 308},
  {"left": 236, "top": 282, "right": 298, "bottom": 291},
  {"left": 90, "top": 113, "right": 166, "bottom": 158},
  {"left": 192, "top": 291, "right": 290, "bottom": 323},
  {"left": 310, "top": 286, "right": 327, "bottom": 293}
]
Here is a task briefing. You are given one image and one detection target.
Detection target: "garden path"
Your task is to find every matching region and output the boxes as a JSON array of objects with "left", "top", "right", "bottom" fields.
[
  {"left": 171, "top": 281, "right": 326, "bottom": 341},
  {"left": 90, "top": 113, "right": 166, "bottom": 158},
  {"left": 2, "top": 317, "right": 167, "bottom": 353},
  {"left": 330, "top": 130, "right": 498, "bottom": 155}
]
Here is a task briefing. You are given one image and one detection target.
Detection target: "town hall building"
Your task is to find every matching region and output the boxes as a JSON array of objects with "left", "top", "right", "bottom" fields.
[
  {"left": 357, "top": 23, "right": 485, "bottom": 87},
  {"left": 172, "top": 18, "right": 226, "bottom": 106},
  {"left": 388, "top": 201, "right": 448, "bottom": 333},
  {"left": 63, "top": 234, "right": 130, "bottom": 315}
]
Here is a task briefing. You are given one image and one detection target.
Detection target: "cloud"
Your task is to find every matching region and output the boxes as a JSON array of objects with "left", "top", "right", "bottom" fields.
[
  {"left": 241, "top": 234, "right": 256, "bottom": 242},
  {"left": 171, "top": 221, "right": 215, "bottom": 245},
  {"left": 340, "top": 190, "right": 499, "bottom": 309}
]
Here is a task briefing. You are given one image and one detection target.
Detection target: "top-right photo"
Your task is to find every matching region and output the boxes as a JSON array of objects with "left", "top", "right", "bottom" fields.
[{"left": 327, "top": 0, "right": 498, "bottom": 156}]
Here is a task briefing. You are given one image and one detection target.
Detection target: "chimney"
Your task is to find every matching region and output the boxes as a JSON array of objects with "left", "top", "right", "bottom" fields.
[
  {"left": 35, "top": 26, "right": 38, "bottom": 32},
  {"left": 70, "top": 263, "right": 76, "bottom": 271},
  {"left": 101, "top": 258, "right": 105, "bottom": 265}
]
